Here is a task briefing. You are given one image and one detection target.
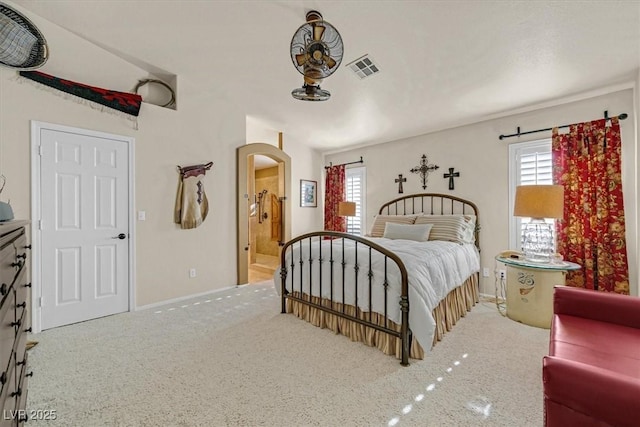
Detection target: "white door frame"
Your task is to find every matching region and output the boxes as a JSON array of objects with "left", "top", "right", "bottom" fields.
[{"left": 30, "top": 121, "right": 136, "bottom": 333}]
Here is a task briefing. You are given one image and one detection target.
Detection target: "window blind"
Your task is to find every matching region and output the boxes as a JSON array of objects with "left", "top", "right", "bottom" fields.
[
  {"left": 510, "top": 140, "right": 555, "bottom": 250},
  {"left": 345, "top": 167, "right": 366, "bottom": 235}
]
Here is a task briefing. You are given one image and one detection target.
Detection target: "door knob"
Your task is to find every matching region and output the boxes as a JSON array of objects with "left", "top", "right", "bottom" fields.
[{"left": 112, "top": 233, "right": 127, "bottom": 240}]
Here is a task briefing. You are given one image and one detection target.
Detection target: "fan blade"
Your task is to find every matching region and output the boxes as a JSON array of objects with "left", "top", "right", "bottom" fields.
[
  {"left": 323, "top": 55, "right": 337, "bottom": 69},
  {"left": 313, "top": 24, "right": 325, "bottom": 41},
  {"left": 295, "top": 53, "right": 309, "bottom": 67}
]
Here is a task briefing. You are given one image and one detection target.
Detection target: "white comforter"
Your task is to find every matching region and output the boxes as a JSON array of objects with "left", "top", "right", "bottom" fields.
[{"left": 275, "top": 237, "right": 480, "bottom": 350}]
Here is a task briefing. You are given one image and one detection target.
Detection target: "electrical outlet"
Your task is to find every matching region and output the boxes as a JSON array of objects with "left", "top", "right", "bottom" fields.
[
  {"left": 189, "top": 268, "right": 197, "bottom": 278},
  {"left": 482, "top": 267, "right": 489, "bottom": 278},
  {"left": 499, "top": 269, "right": 506, "bottom": 280}
]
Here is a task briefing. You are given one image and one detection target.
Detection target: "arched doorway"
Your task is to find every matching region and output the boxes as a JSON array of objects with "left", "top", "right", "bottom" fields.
[{"left": 237, "top": 143, "right": 291, "bottom": 285}]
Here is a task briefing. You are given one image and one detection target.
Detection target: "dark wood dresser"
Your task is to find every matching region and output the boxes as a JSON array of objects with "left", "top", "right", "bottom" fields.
[{"left": 0, "top": 221, "right": 31, "bottom": 426}]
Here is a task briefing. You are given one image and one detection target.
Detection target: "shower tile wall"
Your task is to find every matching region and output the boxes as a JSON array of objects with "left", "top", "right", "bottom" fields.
[{"left": 254, "top": 167, "right": 279, "bottom": 257}]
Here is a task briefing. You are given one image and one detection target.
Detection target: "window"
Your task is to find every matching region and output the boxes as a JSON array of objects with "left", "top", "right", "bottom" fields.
[
  {"left": 508, "top": 139, "right": 554, "bottom": 250},
  {"left": 345, "top": 167, "right": 366, "bottom": 235}
]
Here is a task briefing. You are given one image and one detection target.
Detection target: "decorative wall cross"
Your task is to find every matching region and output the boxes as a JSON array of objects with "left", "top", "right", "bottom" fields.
[
  {"left": 410, "top": 154, "right": 439, "bottom": 190},
  {"left": 395, "top": 174, "right": 406, "bottom": 193},
  {"left": 443, "top": 167, "right": 460, "bottom": 190}
]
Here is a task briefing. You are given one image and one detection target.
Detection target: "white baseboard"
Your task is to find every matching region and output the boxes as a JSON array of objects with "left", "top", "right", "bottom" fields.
[
  {"left": 135, "top": 285, "right": 239, "bottom": 311},
  {"left": 479, "top": 292, "right": 506, "bottom": 303}
]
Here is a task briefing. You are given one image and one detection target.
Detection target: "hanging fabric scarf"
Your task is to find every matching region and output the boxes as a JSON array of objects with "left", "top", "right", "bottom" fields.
[
  {"left": 175, "top": 162, "right": 213, "bottom": 230},
  {"left": 18, "top": 70, "right": 142, "bottom": 119}
]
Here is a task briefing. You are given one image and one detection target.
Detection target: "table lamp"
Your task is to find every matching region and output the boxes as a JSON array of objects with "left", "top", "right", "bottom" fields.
[
  {"left": 338, "top": 201, "right": 356, "bottom": 232},
  {"left": 513, "top": 185, "right": 564, "bottom": 263},
  {"left": 338, "top": 201, "right": 356, "bottom": 217}
]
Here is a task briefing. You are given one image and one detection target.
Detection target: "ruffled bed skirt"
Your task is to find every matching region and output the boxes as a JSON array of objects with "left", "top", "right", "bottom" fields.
[{"left": 286, "top": 273, "right": 479, "bottom": 360}]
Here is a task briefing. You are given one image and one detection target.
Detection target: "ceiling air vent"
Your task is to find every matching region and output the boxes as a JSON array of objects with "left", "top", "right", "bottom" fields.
[{"left": 347, "top": 55, "right": 380, "bottom": 79}]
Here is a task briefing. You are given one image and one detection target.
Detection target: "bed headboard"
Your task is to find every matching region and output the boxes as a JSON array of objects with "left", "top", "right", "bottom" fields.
[{"left": 378, "top": 193, "right": 480, "bottom": 251}]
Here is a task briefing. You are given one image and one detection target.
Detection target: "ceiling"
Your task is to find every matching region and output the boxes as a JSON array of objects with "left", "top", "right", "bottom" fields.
[{"left": 12, "top": 0, "right": 640, "bottom": 152}]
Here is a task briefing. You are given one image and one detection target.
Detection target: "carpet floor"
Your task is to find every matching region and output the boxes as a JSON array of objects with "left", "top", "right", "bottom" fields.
[{"left": 26, "top": 280, "right": 549, "bottom": 426}]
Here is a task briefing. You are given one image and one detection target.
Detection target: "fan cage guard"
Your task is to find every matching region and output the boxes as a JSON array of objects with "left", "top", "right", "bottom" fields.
[{"left": 290, "top": 16, "right": 343, "bottom": 80}]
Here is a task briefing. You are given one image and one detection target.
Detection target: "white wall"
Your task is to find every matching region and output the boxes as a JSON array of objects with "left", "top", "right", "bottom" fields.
[
  {"left": 325, "top": 89, "right": 638, "bottom": 297},
  {"left": 0, "top": 3, "right": 321, "bottom": 307}
]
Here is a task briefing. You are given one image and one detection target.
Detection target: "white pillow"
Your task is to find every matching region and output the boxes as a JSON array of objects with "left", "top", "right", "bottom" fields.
[
  {"left": 415, "top": 214, "right": 476, "bottom": 244},
  {"left": 368, "top": 215, "right": 417, "bottom": 237},
  {"left": 382, "top": 222, "right": 433, "bottom": 242}
]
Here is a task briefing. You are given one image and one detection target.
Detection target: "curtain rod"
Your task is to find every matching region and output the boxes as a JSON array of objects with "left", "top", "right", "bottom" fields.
[
  {"left": 498, "top": 111, "right": 628, "bottom": 140},
  {"left": 324, "top": 156, "right": 364, "bottom": 170}
]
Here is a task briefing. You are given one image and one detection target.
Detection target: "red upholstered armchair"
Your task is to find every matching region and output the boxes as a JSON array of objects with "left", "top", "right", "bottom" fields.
[{"left": 543, "top": 286, "right": 640, "bottom": 427}]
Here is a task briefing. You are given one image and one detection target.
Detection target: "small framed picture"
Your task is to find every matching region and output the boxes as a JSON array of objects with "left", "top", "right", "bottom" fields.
[{"left": 300, "top": 179, "right": 317, "bottom": 207}]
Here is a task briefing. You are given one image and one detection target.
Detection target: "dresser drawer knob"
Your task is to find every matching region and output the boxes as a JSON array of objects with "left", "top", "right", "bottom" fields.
[
  {"left": 11, "top": 261, "right": 22, "bottom": 268},
  {"left": 16, "top": 359, "right": 26, "bottom": 366},
  {"left": 10, "top": 387, "right": 22, "bottom": 398},
  {"left": 11, "top": 319, "right": 21, "bottom": 328},
  {"left": 25, "top": 327, "right": 32, "bottom": 333},
  {"left": 23, "top": 283, "right": 32, "bottom": 288},
  {"left": 16, "top": 302, "right": 26, "bottom": 309},
  {"left": 26, "top": 371, "right": 33, "bottom": 378},
  {"left": 24, "top": 245, "right": 32, "bottom": 250},
  {"left": 16, "top": 253, "right": 27, "bottom": 260},
  {"left": 0, "top": 283, "right": 6, "bottom": 295}
]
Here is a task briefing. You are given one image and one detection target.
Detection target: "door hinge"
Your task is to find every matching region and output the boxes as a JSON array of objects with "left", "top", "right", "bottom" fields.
[
  {"left": 38, "top": 220, "right": 42, "bottom": 230},
  {"left": 38, "top": 297, "right": 43, "bottom": 307},
  {"left": 38, "top": 145, "right": 43, "bottom": 156}
]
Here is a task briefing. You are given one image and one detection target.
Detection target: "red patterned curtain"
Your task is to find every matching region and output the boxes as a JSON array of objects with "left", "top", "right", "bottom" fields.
[
  {"left": 324, "top": 165, "right": 346, "bottom": 232},
  {"left": 552, "top": 117, "right": 629, "bottom": 294}
]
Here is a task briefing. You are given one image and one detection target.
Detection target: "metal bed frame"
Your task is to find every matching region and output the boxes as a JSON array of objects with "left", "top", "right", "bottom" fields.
[{"left": 279, "top": 193, "right": 480, "bottom": 366}]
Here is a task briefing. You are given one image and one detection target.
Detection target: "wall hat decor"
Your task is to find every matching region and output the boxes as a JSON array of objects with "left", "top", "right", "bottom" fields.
[
  {"left": 0, "top": 2, "right": 48, "bottom": 69},
  {"left": 133, "top": 78, "right": 176, "bottom": 108}
]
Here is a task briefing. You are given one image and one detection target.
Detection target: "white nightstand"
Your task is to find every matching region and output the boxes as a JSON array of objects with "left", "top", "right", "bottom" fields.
[{"left": 495, "top": 255, "right": 580, "bottom": 328}]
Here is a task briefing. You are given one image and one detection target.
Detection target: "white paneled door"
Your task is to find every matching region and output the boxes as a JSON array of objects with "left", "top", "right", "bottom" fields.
[{"left": 39, "top": 127, "right": 130, "bottom": 330}]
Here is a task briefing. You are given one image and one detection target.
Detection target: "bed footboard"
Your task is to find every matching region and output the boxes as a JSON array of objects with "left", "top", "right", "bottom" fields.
[{"left": 279, "top": 231, "right": 411, "bottom": 366}]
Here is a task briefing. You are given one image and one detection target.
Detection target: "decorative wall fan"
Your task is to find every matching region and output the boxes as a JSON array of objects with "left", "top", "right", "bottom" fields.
[
  {"left": 290, "top": 10, "right": 343, "bottom": 101},
  {"left": 0, "top": 2, "right": 48, "bottom": 69}
]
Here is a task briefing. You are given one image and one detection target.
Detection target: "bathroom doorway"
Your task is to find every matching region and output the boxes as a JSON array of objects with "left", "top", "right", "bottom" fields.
[
  {"left": 237, "top": 143, "right": 291, "bottom": 285},
  {"left": 248, "top": 157, "right": 280, "bottom": 282}
]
